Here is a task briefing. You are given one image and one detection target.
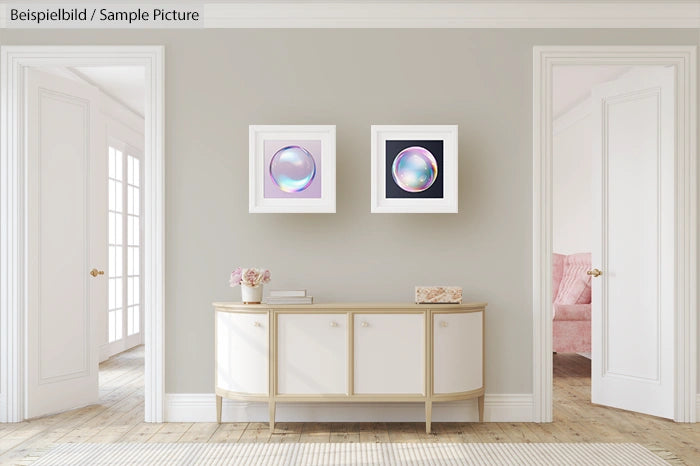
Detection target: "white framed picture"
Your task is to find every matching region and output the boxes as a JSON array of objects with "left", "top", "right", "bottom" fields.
[
  {"left": 371, "top": 125, "right": 458, "bottom": 213},
  {"left": 249, "top": 125, "right": 336, "bottom": 213}
]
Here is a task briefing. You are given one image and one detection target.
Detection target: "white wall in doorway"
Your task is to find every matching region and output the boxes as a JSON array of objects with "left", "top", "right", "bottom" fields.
[{"left": 553, "top": 102, "right": 593, "bottom": 255}]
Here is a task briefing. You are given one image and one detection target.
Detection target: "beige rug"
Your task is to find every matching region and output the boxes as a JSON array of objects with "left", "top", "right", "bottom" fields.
[{"left": 31, "top": 442, "right": 668, "bottom": 465}]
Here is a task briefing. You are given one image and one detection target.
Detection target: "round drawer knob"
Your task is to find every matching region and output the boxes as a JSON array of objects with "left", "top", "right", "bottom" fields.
[
  {"left": 361, "top": 321, "right": 369, "bottom": 328},
  {"left": 253, "top": 321, "right": 261, "bottom": 327},
  {"left": 329, "top": 321, "right": 338, "bottom": 327},
  {"left": 440, "top": 321, "right": 448, "bottom": 328}
]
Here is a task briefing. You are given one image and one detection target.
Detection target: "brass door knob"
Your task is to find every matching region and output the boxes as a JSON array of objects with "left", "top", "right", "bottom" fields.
[
  {"left": 587, "top": 268, "right": 603, "bottom": 277},
  {"left": 90, "top": 268, "right": 105, "bottom": 277}
]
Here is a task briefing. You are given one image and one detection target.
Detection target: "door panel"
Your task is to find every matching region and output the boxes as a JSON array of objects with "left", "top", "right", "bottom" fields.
[
  {"left": 433, "top": 312, "right": 482, "bottom": 394},
  {"left": 26, "top": 69, "right": 102, "bottom": 418},
  {"left": 216, "top": 312, "right": 268, "bottom": 394},
  {"left": 277, "top": 314, "right": 346, "bottom": 394},
  {"left": 591, "top": 66, "right": 674, "bottom": 419},
  {"left": 354, "top": 313, "right": 424, "bottom": 394}
]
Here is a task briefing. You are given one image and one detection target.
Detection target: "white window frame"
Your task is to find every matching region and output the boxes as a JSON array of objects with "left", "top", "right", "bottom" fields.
[{"left": 105, "top": 137, "right": 145, "bottom": 357}]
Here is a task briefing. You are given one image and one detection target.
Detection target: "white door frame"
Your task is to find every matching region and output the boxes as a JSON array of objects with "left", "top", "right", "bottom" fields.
[
  {"left": 532, "top": 46, "right": 697, "bottom": 422},
  {"left": 0, "top": 46, "right": 165, "bottom": 423}
]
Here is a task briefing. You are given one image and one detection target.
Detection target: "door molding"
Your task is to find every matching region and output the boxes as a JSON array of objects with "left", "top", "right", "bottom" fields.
[
  {"left": 532, "top": 46, "right": 697, "bottom": 423},
  {"left": 0, "top": 46, "right": 165, "bottom": 423}
]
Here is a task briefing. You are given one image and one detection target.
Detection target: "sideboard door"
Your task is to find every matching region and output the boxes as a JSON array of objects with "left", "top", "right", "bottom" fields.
[
  {"left": 354, "top": 313, "right": 424, "bottom": 394},
  {"left": 277, "top": 313, "right": 347, "bottom": 394},
  {"left": 433, "top": 311, "right": 483, "bottom": 394},
  {"left": 216, "top": 311, "right": 268, "bottom": 394}
]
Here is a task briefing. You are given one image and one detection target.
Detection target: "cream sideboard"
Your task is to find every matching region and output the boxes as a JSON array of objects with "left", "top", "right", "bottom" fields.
[{"left": 213, "top": 302, "right": 486, "bottom": 433}]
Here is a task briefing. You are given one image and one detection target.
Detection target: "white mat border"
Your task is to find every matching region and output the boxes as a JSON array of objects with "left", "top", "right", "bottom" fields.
[{"left": 31, "top": 442, "right": 669, "bottom": 466}]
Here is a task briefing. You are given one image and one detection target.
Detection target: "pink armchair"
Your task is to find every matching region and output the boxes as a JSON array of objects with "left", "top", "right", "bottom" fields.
[{"left": 552, "top": 253, "right": 592, "bottom": 353}]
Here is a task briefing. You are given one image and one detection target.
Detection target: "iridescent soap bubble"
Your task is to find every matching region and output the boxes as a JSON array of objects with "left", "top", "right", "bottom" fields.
[
  {"left": 391, "top": 146, "right": 438, "bottom": 193},
  {"left": 269, "top": 145, "right": 316, "bottom": 193}
]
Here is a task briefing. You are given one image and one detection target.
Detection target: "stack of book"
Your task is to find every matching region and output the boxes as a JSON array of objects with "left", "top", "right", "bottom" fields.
[{"left": 263, "top": 290, "right": 314, "bottom": 305}]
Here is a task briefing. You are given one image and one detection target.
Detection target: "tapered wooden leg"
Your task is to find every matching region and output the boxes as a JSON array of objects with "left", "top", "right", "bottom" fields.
[
  {"left": 425, "top": 400, "right": 432, "bottom": 434},
  {"left": 269, "top": 400, "right": 276, "bottom": 431},
  {"left": 216, "top": 395, "right": 222, "bottom": 423},
  {"left": 478, "top": 395, "right": 485, "bottom": 422}
]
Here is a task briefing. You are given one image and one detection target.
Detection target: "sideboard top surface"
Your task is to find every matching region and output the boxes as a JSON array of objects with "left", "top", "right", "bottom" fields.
[{"left": 213, "top": 302, "right": 487, "bottom": 311}]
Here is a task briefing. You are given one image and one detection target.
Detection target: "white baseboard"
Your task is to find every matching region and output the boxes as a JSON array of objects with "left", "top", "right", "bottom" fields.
[
  {"left": 696, "top": 394, "right": 700, "bottom": 422},
  {"left": 0, "top": 395, "right": 6, "bottom": 423},
  {"left": 165, "top": 393, "right": 533, "bottom": 423}
]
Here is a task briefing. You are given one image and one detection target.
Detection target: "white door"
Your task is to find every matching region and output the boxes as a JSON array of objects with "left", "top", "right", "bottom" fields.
[
  {"left": 277, "top": 314, "right": 346, "bottom": 394},
  {"left": 354, "top": 313, "right": 424, "bottom": 394},
  {"left": 590, "top": 66, "right": 674, "bottom": 419},
  {"left": 26, "top": 69, "right": 105, "bottom": 418}
]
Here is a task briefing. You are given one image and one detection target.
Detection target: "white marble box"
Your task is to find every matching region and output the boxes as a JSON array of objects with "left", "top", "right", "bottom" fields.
[{"left": 415, "top": 286, "right": 463, "bottom": 304}]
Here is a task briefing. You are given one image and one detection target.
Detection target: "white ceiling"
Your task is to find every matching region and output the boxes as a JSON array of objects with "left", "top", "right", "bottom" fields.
[
  {"left": 71, "top": 66, "right": 145, "bottom": 117},
  {"left": 552, "top": 65, "right": 631, "bottom": 118}
]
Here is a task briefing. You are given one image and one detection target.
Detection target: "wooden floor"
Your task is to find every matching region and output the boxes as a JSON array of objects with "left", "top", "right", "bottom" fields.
[{"left": 0, "top": 348, "right": 698, "bottom": 464}]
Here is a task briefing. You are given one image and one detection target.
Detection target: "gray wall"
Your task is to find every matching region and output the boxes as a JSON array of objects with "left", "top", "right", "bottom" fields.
[{"left": 2, "top": 29, "right": 698, "bottom": 395}]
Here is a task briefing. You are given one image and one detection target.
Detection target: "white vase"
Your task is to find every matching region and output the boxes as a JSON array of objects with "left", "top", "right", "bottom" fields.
[{"left": 241, "top": 285, "right": 263, "bottom": 304}]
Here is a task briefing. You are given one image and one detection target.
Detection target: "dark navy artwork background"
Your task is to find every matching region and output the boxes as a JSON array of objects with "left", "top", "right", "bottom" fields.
[{"left": 385, "top": 140, "right": 444, "bottom": 199}]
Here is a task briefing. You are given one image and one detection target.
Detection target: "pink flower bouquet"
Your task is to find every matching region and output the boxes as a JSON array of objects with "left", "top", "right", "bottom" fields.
[{"left": 229, "top": 267, "right": 271, "bottom": 288}]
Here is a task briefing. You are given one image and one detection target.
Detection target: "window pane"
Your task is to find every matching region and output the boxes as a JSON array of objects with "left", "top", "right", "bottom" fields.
[
  {"left": 128, "top": 216, "right": 136, "bottom": 246},
  {"left": 115, "top": 213, "right": 123, "bottom": 244},
  {"left": 127, "top": 307, "right": 133, "bottom": 336},
  {"left": 115, "top": 150, "right": 123, "bottom": 181},
  {"left": 108, "top": 212, "right": 115, "bottom": 245},
  {"left": 133, "top": 158, "right": 140, "bottom": 187},
  {"left": 132, "top": 246, "right": 140, "bottom": 276},
  {"left": 109, "top": 147, "right": 115, "bottom": 179},
  {"left": 128, "top": 277, "right": 134, "bottom": 306},
  {"left": 115, "top": 278, "right": 122, "bottom": 309},
  {"left": 108, "top": 179, "right": 115, "bottom": 211},
  {"left": 127, "top": 156, "right": 134, "bottom": 185},
  {"left": 133, "top": 188, "right": 140, "bottom": 216},
  {"left": 108, "top": 246, "right": 115, "bottom": 277},
  {"left": 128, "top": 306, "right": 140, "bottom": 336},
  {"left": 108, "top": 278, "right": 115, "bottom": 310},
  {"left": 133, "top": 277, "right": 140, "bottom": 305},
  {"left": 127, "top": 186, "right": 134, "bottom": 215},
  {"left": 115, "top": 309, "right": 123, "bottom": 340},
  {"left": 109, "top": 311, "right": 115, "bottom": 343},
  {"left": 115, "top": 246, "right": 122, "bottom": 276},
  {"left": 127, "top": 247, "right": 133, "bottom": 276},
  {"left": 115, "top": 180, "right": 123, "bottom": 213},
  {"left": 133, "top": 306, "right": 139, "bottom": 333},
  {"left": 133, "top": 218, "right": 139, "bottom": 246}
]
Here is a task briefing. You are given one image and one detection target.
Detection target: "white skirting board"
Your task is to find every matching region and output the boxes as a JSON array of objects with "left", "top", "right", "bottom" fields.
[{"left": 164, "top": 394, "right": 534, "bottom": 423}]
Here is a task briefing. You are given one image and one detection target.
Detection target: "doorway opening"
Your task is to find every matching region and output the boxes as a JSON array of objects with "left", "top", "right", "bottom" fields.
[
  {"left": 532, "top": 46, "right": 697, "bottom": 423},
  {"left": 0, "top": 46, "right": 164, "bottom": 423},
  {"left": 551, "top": 65, "right": 634, "bottom": 418}
]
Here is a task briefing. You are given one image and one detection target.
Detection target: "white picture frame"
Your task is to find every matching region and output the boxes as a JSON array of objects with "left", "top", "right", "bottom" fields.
[
  {"left": 371, "top": 125, "right": 458, "bottom": 213},
  {"left": 249, "top": 125, "right": 336, "bottom": 213}
]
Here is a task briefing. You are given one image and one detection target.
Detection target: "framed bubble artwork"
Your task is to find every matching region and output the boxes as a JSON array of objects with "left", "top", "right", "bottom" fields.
[
  {"left": 249, "top": 125, "right": 336, "bottom": 213},
  {"left": 370, "top": 125, "right": 458, "bottom": 213}
]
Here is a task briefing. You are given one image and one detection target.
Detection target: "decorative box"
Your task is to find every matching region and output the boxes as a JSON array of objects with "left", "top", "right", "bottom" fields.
[{"left": 415, "top": 286, "right": 463, "bottom": 304}]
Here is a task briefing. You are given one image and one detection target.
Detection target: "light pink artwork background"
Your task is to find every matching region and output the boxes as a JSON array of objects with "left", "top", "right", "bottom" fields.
[{"left": 263, "top": 139, "right": 322, "bottom": 199}]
